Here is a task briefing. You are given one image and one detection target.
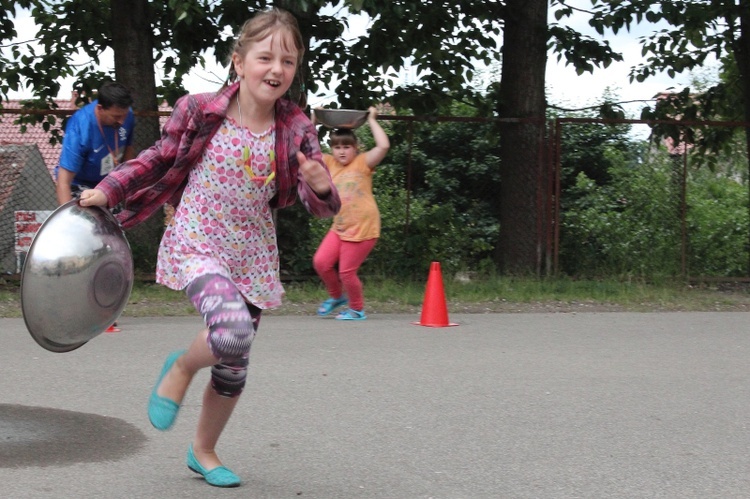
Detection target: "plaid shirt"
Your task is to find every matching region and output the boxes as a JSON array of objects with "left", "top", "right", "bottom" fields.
[{"left": 97, "top": 82, "right": 340, "bottom": 229}]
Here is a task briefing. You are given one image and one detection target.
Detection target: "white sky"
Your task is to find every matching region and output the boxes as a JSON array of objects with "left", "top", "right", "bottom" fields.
[
  {"left": 544, "top": 1, "right": 711, "bottom": 115},
  {"left": 7, "top": 3, "right": 712, "bottom": 120}
]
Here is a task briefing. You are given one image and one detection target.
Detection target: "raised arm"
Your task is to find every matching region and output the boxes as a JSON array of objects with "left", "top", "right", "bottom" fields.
[{"left": 363, "top": 106, "right": 390, "bottom": 169}]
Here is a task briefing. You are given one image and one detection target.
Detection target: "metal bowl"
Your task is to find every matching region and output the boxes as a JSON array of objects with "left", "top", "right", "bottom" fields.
[
  {"left": 314, "top": 108, "right": 369, "bottom": 129},
  {"left": 21, "top": 200, "right": 134, "bottom": 352}
]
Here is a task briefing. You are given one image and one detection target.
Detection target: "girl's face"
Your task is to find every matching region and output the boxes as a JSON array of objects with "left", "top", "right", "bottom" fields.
[
  {"left": 233, "top": 31, "right": 299, "bottom": 106},
  {"left": 331, "top": 144, "right": 358, "bottom": 166}
]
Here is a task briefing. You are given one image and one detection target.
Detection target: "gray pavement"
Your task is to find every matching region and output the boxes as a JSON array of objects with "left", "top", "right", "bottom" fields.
[{"left": 1, "top": 312, "right": 749, "bottom": 498}]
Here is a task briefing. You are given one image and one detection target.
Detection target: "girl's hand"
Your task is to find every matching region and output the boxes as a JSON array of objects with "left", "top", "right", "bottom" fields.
[
  {"left": 78, "top": 189, "right": 108, "bottom": 207},
  {"left": 368, "top": 106, "right": 378, "bottom": 120},
  {"left": 297, "top": 151, "right": 331, "bottom": 196}
]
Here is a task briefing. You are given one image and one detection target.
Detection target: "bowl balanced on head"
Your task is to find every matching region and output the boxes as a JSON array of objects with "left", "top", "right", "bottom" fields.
[{"left": 313, "top": 108, "right": 369, "bottom": 129}]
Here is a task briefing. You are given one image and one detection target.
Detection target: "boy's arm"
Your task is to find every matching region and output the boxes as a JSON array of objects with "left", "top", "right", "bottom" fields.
[
  {"left": 55, "top": 168, "right": 76, "bottom": 205},
  {"left": 364, "top": 106, "right": 390, "bottom": 169}
]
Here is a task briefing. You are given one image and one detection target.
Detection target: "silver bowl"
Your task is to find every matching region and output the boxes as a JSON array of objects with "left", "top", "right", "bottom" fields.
[
  {"left": 21, "top": 200, "right": 134, "bottom": 352},
  {"left": 314, "top": 108, "right": 368, "bottom": 129}
]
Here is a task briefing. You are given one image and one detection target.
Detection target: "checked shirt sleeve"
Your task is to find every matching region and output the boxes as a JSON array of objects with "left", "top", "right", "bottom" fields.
[{"left": 96, "top": 94, "right": 204, "bottom": 228}]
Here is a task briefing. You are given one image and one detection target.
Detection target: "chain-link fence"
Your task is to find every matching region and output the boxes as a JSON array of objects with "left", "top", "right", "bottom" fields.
[
  {"left": 552, "top": 117, "right": 750, "bottom": 281},
  {"left": 2, "top": 104, "right": 749, "bottom": 281},
  {"left": 0, "top": 105, "right": 170, "bottom": 276}
]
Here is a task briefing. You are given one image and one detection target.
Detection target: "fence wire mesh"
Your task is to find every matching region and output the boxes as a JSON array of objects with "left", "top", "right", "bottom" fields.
[
  {"left": 1, "top": 104, "right": 749, "bottom": 281},
  {"left": 553, "top": 118, "right": 750, "bottom": 280}
]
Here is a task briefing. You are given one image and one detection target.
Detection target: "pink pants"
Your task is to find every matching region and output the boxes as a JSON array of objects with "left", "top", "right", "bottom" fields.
[{"left": 313, "top": 231, "right": 377, "bottom": 311}]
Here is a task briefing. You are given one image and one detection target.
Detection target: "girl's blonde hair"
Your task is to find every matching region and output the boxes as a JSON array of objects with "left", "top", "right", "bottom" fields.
[{"left": 227, "top": 8, "right": 305, "bottom": 83}]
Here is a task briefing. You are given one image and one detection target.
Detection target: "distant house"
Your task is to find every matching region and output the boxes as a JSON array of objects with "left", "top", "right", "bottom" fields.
[
  {"left": 0, "top": 95, "right": 171, "bottom": 274},
  {"left": 0, "top": 96, "right": 74, "bottom": 273},
  {"left": 654, "top": 91, "right": 695, "bottom": 156},
  {"left": 0, "top": 95, "right": 78, "bottom": 178},
  {"left": 0, "top": 145, "right": 58, "bottom": 273}
]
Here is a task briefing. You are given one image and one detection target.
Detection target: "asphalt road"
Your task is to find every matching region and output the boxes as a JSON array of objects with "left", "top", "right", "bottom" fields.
[{"left": 1, "top": 312, "right": 749, "bottom": 498}]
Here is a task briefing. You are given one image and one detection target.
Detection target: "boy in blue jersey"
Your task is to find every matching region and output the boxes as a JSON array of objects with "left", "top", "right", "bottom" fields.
[
  {"left": 55, "top": 81, "right": 135, "bottom": 332},
  {"left": 55, "top": 81, "right": 136, "bottom": 205}
]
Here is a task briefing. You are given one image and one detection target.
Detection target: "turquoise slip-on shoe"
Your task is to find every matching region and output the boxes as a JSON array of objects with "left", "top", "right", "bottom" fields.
[
  {"left": 317, "top": 296, "right": 348, "bottom": 316},
  {"left": 148, "top": 350, "right": 186, "bottom": 430},
  {"left": 335, "top": 308, "right": 367, "bottom": 320},
  {"left": 187, "top": 445, "right": 241, "bottom": 488}
]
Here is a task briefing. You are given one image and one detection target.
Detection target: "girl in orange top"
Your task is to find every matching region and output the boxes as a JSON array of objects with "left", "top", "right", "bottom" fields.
[{"left": 313, "top": 106, "right": 390, "bottom": 320}]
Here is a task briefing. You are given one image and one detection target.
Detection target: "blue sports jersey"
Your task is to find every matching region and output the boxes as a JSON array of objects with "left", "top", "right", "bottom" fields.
[{"left": 56, "top": 100, "right": 135, "bottom": 187}]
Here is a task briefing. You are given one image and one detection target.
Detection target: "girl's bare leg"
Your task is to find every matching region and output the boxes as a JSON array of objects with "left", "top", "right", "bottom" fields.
[
  {"left": 156, "top": 329, "right": 217, "bottom": 410},
  {"left": 156, "top": 327, "right": 241, "bottom": 470},
  {"left": 191, "top": 385, "right": 241, "bottom": 470}
]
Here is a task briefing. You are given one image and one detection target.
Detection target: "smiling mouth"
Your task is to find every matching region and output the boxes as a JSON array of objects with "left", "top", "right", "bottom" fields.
[{"left": 265, "top": 80, "right": 281, "bottom": 87}]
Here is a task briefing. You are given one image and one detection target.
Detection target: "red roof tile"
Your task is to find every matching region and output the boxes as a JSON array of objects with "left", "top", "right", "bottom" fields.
[
  {"left": 0, "top": 147, "right": 24, "bottom": 214},
  {"left": 0, "top": 99, "right": 76, "bottom": 179},
  {"left": 0, "top": 99, "right": 172, "bottom": 178}
]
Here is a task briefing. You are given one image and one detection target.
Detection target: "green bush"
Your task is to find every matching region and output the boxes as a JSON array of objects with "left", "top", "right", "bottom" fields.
[
  {"left": 686, "top": 168, "right": 750, "bottom": 276},
  {"left": 560, "top": 143, "right": 750, "bottom": 278},
  {"left": 276, "top": 106, "right": 502, "bottom": 280}
]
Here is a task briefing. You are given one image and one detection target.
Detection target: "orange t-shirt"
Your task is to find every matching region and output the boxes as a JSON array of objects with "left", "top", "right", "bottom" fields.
[{"left": 324, "top": 153, "right": 380, "bottom": 241}]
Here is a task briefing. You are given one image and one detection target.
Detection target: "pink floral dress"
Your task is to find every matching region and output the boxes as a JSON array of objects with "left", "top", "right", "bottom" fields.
[{"left": 156, "top": 118, "right": 283, "bottom": 309}]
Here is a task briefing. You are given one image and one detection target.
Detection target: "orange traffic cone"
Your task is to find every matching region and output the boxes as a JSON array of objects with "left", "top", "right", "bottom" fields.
[{"left": 413, "top": 261, "right": 458, "bottom": 327}]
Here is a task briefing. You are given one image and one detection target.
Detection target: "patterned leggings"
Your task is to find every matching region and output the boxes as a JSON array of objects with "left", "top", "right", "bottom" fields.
[{"left": 186, "top": 273, "right": 261, "bottom": 398}]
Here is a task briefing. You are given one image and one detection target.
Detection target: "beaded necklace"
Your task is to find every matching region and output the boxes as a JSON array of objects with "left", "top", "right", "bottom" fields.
[{"left": 237, "top": 95, "right": 276, "bottom": 186}]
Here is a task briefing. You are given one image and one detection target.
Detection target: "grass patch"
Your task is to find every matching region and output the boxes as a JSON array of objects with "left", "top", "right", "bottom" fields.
[
  {"left": 271, "top": 276, "right": 750, "bottom": 313},
  {"left": 2, "top": 276, "right": 750, "bottom": 318},
  {"left": 124, "top": 282, "right": 194, "bottom": 317}
]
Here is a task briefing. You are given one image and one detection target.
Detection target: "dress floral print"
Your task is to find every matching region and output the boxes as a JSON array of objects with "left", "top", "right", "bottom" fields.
[{"left": 156, "top": 118, "right": 283, "bottom": 309}]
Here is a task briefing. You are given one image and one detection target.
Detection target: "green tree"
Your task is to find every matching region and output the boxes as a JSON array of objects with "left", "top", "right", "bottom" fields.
[
  {"left": 552, "top": 107, "right": 636, "bottom": 191},
  {"left": 560, "top": 144, "right": 750, "bottom": 278},
  {"left": 0, "top": 0, "right": 624, "bottom": 275},
  {"left": 560, "top": 147, "right": 683, "bottom": 277},
  {"left": 587, "top": 1, "right": 750, "bottom": 160},
  {"left": 0, "top": 1, "right": 507, "bottom": 112},
  {"left": 494, "top": 0, "right": 548, "bottom": 274},
  {"left": 375, "top": 107, "right": 502, "bottom": 277},
  {"left": 686, "top": 167, "right": 750, "bottom": 276},
  {"left": 495, "top": 0, "right": 622, "bottom": 274}
]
